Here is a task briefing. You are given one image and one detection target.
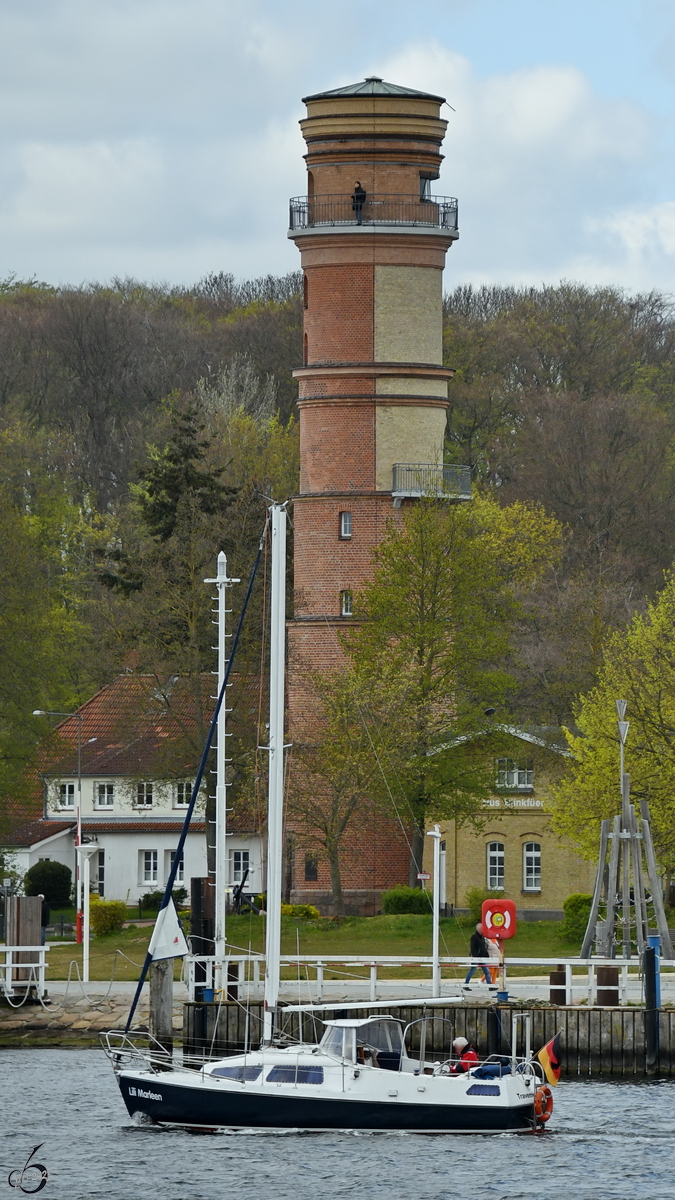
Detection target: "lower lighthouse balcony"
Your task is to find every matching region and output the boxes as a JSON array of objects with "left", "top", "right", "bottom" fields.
[
  {"left": 391, "top": 463, "right": 472, "bottom": 504},
  {"left": 289, "top": 194, "right": 459, "bottom": 235}
]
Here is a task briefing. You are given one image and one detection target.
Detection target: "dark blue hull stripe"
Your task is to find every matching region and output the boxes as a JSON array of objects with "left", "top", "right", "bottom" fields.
[{"left": 119, "top": 1074, "right": 535, "bottom": 1132}]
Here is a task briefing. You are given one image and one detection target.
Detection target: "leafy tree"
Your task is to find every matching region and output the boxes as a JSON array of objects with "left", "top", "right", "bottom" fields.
[
  {"left": 343, "top": 496, "right": 561, "bottom": 882},
  {"left": 24, "top": 860, "right": 72, "bottom": 905},
  {"left": 288, "top": 668, "right": 400, "bottom": 917},
  {"left": 0, "top": 425, "right": 107, "bottom": 817},
  {"left": 551, "top": 576, "right": 675, "bottom": 878}
]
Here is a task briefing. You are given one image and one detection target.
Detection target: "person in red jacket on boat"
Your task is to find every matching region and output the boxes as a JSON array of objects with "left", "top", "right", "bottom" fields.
[{"left": 450, "top": 1036, "right": 478, "bottom": 1073}]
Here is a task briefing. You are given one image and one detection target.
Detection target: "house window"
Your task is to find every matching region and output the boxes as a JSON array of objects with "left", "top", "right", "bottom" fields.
[
  {"left": 304, "top": 853, "right": 318, "bottom": 882},
  {"left": 141, "top": 850, "right": 158, "bottom": 884},
  {"left": 339, "top": 511, "right": 352, "bottom": 539},
  {"left": 136, "top": 782, "right": 153, "bottom": 807},
  {"left": 495, "top": 758, "right": 534, "bottom": 790},
  {"left": 59, "top": 782, "right": 75, "bottom": 808},
  {"left": 97, "top": 850, "right": 105, "bottom": 897},
  {"left": 523, "top": 842, "right": 541, "bottom": 891},
  {"left": 230, "top": 849, "right": 250, "bottom": 884},
  {"left": 96, "top": 783, "right": 114, "bottom": 808},
  {"left": 170, "top": 850, "right": 184, "bottom": 883},
  {"left": 487, "top": 841, "right": 505, "bottom": 890},
  {"left": 175, "top": 781, "right": 191, "bottom": 807},
  {"left": 340, "top": 590, "right": 353, "bottom": 617}
]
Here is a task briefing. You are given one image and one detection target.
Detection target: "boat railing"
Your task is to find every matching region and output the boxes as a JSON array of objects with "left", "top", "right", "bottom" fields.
[
  {"left": 100, "top": 1028, "right": 202, "bottom": 1075},
  {"left": 184, "top": 952, "right": 668, "bottom": 1007}
]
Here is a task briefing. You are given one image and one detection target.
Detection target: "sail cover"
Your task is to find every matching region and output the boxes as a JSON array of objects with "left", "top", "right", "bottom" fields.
[{"left": 148, "top": 899, "right": 189, "bottom": 961}]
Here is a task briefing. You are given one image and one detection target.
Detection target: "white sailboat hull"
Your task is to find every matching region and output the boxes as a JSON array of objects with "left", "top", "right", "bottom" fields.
[{"left": 117, "top": 1046, "right": 539, "bottom": 1134}]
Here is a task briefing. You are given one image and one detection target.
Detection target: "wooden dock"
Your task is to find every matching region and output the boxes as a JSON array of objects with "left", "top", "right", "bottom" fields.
[{"left": 183, "top": 1000, "right": 675, "bottom": 1077}]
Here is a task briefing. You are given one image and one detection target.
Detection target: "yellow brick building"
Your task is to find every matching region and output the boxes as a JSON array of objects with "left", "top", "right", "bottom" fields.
[{"left": 422, "top": 728, "right": 595, "bottom": 919}]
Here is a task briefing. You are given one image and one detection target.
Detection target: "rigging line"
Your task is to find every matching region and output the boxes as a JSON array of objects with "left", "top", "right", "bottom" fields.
[{"left": 125, "top": 517, "right": 269, "bottom": 1034}]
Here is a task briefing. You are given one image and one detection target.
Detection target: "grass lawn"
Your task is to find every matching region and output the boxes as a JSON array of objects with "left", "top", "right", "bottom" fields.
[{"left": 45, "top": 913, "right": 585, "bottom": 983}]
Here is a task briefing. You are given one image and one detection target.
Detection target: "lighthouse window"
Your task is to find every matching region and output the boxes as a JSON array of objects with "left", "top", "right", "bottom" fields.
[
  {"left": 303, "top": 274, "right": 308, "bottom": 308},
  {"left": 419, "top": 175, "right": 433, "bottom": 200},
  {"left": 340, "top": 590, "right": 353, "bottom": 617},
  {"left": 339, "top": 511, "right": 352, "bottom": 539},
  {"left": 486, "top": 841, "right": 505, "bottom": 890},
  {"left": 523, "top": 842, "right": 541, "bottom": 891}
]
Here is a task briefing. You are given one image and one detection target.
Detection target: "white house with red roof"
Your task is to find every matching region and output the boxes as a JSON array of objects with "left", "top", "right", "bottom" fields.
[{"left": 4, "top": 673, "right": 263, "bottom": 904}]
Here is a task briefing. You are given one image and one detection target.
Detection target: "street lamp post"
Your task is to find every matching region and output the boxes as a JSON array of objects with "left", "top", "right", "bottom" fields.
[
  {"left": 33, "top": 708, "right": 84, "bottom": 943},
  {"left": 427, "top": 824, "right": 442, "bottom": 998},
  {"left": 77, "top": 843, "right": 99, "bottom": 983}
]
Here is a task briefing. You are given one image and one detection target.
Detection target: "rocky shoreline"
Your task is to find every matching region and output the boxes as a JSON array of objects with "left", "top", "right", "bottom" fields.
[{"left": 0, "top": 991, "right": 183, "bottom": 1047}]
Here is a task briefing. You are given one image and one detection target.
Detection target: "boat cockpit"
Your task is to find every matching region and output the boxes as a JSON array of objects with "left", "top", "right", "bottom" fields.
[{"left": 319, "top": 1016, "right": 409, "bottom": 1072}]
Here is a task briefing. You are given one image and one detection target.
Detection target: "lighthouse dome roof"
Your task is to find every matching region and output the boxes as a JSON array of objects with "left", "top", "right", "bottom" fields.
[{"left": 302, "top": 76, "right": 445, "bottom": 104}]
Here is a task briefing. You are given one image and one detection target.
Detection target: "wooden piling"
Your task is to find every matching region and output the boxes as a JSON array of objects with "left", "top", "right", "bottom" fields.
[{"left": 149, "top": 959, "right": 173, "bottom": 1066}]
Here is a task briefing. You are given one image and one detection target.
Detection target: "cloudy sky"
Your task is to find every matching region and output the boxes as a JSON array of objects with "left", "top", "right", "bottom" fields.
[{"left": 1, "top": 0, "right": 675, "bottom": 291}]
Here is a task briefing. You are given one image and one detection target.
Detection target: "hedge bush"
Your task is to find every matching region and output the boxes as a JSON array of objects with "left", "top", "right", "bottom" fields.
[
  {"left": 560, "top": 893, "right": 593, "bottom": 942},
  {"left": 464, "top": 887, "right": 505, "bottom": 925},
  {"left": 382, "top": 886, "right": 431, "bottom": 915},
  {"left": 280, "top": 903, "right": 320, "bottom": 919},
  {"left": 89, "top": 897, "right": 128, "bottom": 936},
  {"left": 23, "top": 861, "right": 72, "bottom": 906}
]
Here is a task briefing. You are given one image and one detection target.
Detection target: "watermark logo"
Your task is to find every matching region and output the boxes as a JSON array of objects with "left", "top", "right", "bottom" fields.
[{"left": 7, "top": 1145, "right": 49, "bottom": 1194}]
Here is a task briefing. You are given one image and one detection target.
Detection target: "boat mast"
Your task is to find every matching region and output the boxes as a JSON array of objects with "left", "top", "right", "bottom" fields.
[
  {"left": 204, "top": 551, "right": 239, "bottom": 992},
  {"left": 262, "top": 504, "right": 287, "bottom": 1044}
]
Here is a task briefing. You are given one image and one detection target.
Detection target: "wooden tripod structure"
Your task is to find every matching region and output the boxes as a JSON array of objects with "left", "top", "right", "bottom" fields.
[{"left": 581, "top": 701, "right": 673, "bottom": 960}]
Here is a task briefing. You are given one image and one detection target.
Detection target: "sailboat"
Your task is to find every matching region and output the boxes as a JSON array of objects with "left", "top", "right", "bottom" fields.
[{"left": 103, "top": 504, "right": 554, "bottom": 1133}]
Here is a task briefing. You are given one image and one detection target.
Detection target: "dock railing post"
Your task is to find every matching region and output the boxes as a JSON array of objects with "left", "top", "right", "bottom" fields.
[
  {"left": 316, "top": 962, "right": 324, "bottom": 1002},
  {"left": 369, "top": 963, "right": 378, "bottom": 1003},
  {"left": 565, "top": 963, "right": 572, "bottom": 1005},
  {"left": 621, "top": 963, "right": 629, "bottom": 1005},
  {"left": 587, "top": 962, "right": 595, "bottom": 1006}
]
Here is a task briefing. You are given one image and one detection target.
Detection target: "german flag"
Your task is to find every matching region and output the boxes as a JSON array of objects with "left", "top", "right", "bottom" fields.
[{"left": 537, "top": 1032, "right": 563, "bottom": 1086}]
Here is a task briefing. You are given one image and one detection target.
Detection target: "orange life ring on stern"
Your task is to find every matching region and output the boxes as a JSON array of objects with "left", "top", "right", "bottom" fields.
[{"left": 534, "top": 1085, "right": 554, "bottom": 1124}]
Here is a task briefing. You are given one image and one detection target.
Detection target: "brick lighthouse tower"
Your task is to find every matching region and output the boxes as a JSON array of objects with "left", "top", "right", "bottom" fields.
[{"left": 287, "top": 77, "right": 465, "bottom": 912}]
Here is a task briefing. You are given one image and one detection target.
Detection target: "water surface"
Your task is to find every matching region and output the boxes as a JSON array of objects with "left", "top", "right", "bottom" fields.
[{"left": 1, "top": 1049, "right": 673, "bottom": 1200}]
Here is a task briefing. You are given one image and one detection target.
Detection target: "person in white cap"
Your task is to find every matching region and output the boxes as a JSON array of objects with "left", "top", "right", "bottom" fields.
[{"left": 450, "top": 1036, "right": 478, "bottom": 1073}]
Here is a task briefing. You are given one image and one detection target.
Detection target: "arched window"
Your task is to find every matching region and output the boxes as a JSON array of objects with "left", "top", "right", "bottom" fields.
[
  {"left": 486, "top": 841, "right": 504, "bottom": 890},
  {"left": 303, "top": 273, "right": 308, "bottom": 309},
  {"left": 303, "top": 332, "right": 308, "bottom": 366},
  {"left": 522, "top": 842, "right": 541, "bottom": 891}
]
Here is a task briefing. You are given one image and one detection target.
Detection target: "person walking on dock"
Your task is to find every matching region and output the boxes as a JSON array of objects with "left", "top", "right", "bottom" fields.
[{"left": 463, "top": 923, "right": 493, "bottom": 989}]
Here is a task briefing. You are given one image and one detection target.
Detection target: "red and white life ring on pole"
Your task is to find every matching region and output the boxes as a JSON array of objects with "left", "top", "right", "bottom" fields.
[{"left": 481, "top": 899, "right": 517, "bottom": 938}]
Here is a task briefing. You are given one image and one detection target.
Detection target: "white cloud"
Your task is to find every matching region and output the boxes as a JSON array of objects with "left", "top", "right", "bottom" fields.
[
  {"left": 0, "top": 8, "right": 672, "bottom": 290},
  {"left": 580, "top": 202, "right": 675, "bottom": 290},
  {"left": 376, "top": 42, "right": 659, "bottom": 289}
]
